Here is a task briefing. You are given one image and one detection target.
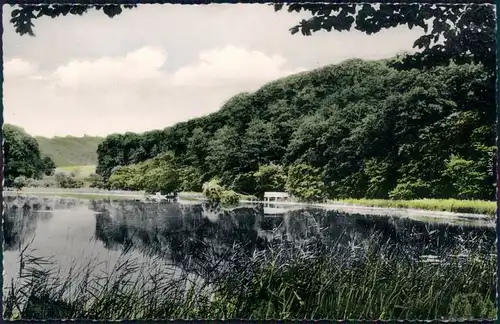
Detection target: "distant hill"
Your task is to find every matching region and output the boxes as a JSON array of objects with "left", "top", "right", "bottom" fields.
[{"left": 35, "top": 135, "right": 104, "bottom": 167}]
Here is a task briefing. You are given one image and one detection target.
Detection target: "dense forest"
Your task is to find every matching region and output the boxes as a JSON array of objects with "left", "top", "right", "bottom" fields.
[
  {"left": 95, "top": 58, "right": 496, "bottom": 202},
  {"left": 35, "top": 135, "right": 104, "bottom": 166}
]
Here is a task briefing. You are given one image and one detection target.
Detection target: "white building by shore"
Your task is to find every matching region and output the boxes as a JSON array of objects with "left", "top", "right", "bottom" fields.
[{"left": 263, "top": 192, "right": 290, "bottom": 203}]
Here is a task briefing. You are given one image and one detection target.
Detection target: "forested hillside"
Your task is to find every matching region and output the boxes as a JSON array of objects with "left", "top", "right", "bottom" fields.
[
  {"left": 96, "top": 58, "right": 496, "bottom": 201},
  {"left": 35, "top": 135, "right": 104, "bottom": 166}
]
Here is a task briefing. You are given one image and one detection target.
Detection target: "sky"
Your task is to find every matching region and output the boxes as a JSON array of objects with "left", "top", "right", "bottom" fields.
[{"left": 3, "top": 4, "right": 424, "bottom": 138}]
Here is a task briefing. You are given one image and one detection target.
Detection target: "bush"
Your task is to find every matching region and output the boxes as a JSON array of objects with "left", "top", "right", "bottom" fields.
[
  {"left": 54, "top": 173, "right": 85, "bottom": 189},
  {"left": 108, "top": 166, "right": 140, "bottom": 191},
  {"left": 12, "top": 176, "right": 28, "bottom": 190},
  {"left": 389, "top": 180, "right": 431, "bottom": 200},
  {"left": 220, "top": 190, "right": 240, "bottom": 206},
  {"left": 86, "top": 173, "right": 106, "bottom": 188},
  {"left": 202, "top": 179, "right": 224, "bottom": 203},
  {"left": 202, "top": 180, "right": 240, "bottom": 206},
  {"left": 24, "top": 178, "right": 58, "bottom": 188}
]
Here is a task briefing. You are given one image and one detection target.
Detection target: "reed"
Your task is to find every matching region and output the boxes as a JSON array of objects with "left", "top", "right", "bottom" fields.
[{"left": 3, "top": 232, "right": 495, "bottom": 320}]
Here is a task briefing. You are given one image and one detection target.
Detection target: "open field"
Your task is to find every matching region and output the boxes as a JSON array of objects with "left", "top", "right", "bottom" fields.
[{"left": 55, "top": 165, "right": 96, "bottom": 179}]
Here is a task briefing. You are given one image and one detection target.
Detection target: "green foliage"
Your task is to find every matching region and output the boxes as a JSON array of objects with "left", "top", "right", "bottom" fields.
[
  {"left": 10, "top": 5, "right": 137, "bottom": 36},
  {"left": 443, "top": 155, "right": 490, "bottom": 200},
  {"left": 96, "top": 130, "right": 168, "bottom": 180},
  {"left": 41, "top": 156, "right": 56, "bottom": 176},
  {"left": 54, "top": 173, "right": 85, "bottom": 189},
  {"left": 35, "top": 135, "right": 104, "bottom": 167},
  {"left": 108, "top": 153, "right": 181, "bottom": 194},
  {"left": 286, "top": 164, "right": 326, "bottom": 203},
  {"left": 179, "top": 166, "right": 203, "bottom": 192},
  {"left": 253, "top": 164, "right": 287, "bottom": 197},
  {"left": 93, "top": 59, "right": 495, "bottom": 202},
  {"left": 142, "top": 164, "right": 180, "bottom": 195},
  {"left": 220, "top": 190, "right": 240, "bottom": 206},
  {"left": 109, "top": 166, "right": 139, "bottom": 191},
  {"left": 362, "top": 158, "right": 391, "bottom": 199},
  {"left": 276, "top": 4, "right": 494, "bottom": 70},
  {"left": 25, "top": 177, "right": 58, "bottom": 189},
  {"left": 389, "top": 180, "right": 432, "bottom": 200},
  {"left": 202, "top": 179, "right": 224, "bottom": 204},
  {"left": 3, "top": 124, "right": 47, "bottom": 187},
  {"left": 229, "top": 172, "right": 257, "bottom": 195},
  {"left": 205, "top": 126, "right": 242, "bottom": 184},
  {"left": 11, "top": 3, "right": 495, "bottom": 202},
  {"left": 86, "top": 173, "right": 105, "bottom": 189},
  {"left": 201, "top": 179, "right": 241, "bottom": 206}
]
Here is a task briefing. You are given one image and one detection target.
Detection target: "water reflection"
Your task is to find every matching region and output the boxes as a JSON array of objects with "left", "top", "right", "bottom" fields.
[{"left": 4, "top": 196, "right": 495, "bottom": 283}]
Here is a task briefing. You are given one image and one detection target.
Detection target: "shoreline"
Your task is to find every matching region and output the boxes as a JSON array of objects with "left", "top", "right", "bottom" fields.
[{"left": 5, "top": 188, "right": 495, "bottom": 225}]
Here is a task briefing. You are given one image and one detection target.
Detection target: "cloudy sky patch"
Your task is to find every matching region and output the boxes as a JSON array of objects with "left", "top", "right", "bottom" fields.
[{"left": 3, "top": 4, "right": 424, "bottom": 137}]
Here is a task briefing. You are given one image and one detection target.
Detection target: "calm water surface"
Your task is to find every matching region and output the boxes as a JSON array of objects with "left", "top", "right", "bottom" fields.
[{"left": 3, "top": 196, "right": 495, "bottom": 292}]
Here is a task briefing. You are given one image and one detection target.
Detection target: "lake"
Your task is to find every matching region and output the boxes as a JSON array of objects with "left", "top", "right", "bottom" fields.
[
  {"left": 4, "top": 195, "right": 495, "bottom": 283},
  {"left": 3, "top": 195, "right": 496, "bottom": 319}
]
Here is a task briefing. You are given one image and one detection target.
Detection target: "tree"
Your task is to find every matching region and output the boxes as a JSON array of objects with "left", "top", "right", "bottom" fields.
[
  {"left": 205, "top": 126, "right": 242, "bottom": 184},
  {"left": 240, "top": 119, "right": 282, "bottom": 171},
  {"left": 108, "top": 165, "right": 140, "bottom": 190},
  {"left": 42, "top": 156, "right": 56, "bottom": 176},
  {"left": 142, "top": 165, "right": 180, "bottom": 195},
  {"left": 253, "top": 164, "right": 287, "bottom": 197},
  {"left": 179, "top": 166, "right": 203, "bottom": 192},
  {"left": 286, "top": 164, "right": 327, "bottom": 203},
  {"left": 9, "top": 5, "right": 136, "bottom": 36},
  {"left": 443, "top": 155, "right": 489, "bottom": 200},
  {"left": 3, "top": 124, "right": 46, "bottom": 187},
  {"left": 275, "top": 3, "right": 495, "bottom": 70}
]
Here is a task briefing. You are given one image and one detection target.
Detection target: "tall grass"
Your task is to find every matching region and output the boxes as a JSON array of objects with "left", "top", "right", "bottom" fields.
[
  {"left": 332, "top": 198, "right": 496, "bottom": 216},
  {"left": 3, "top": 232, "right": 495, "bottom": 320}
]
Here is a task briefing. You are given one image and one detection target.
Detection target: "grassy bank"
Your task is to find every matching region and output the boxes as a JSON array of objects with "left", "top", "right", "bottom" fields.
[
  {"left": 3, "top": 234, "right": 495, "bottom": 320},
  {"left": 9, "top": 189, "right": 498, "bottom": 217},
  {"left": 10, "top": 192, "right": 137, "bottom": 201},
  {"left": 331, "top": 198, "right": 496, "bottom": 216}
]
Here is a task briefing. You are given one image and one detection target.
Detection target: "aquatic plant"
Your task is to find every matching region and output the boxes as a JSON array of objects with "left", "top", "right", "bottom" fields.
[{"left": 3, "top": 231, "right": 495, "bottom": 320}]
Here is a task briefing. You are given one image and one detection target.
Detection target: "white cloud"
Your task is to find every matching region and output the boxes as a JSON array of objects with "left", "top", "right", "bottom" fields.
[
  {"left": 47, "top": 45, "right": 304, "bottom": 90},
  {"left": 4, "top": 45, "right": 307, "bottom": 137},
  {"left": 51, "top": 46, "right": 168, "bottom": 89},
  {"left": 4, "top": 58, "right": 39, "bottom": 78},
  {"left": 172, "top": 46, "right": 306, "bottom": 86}
]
